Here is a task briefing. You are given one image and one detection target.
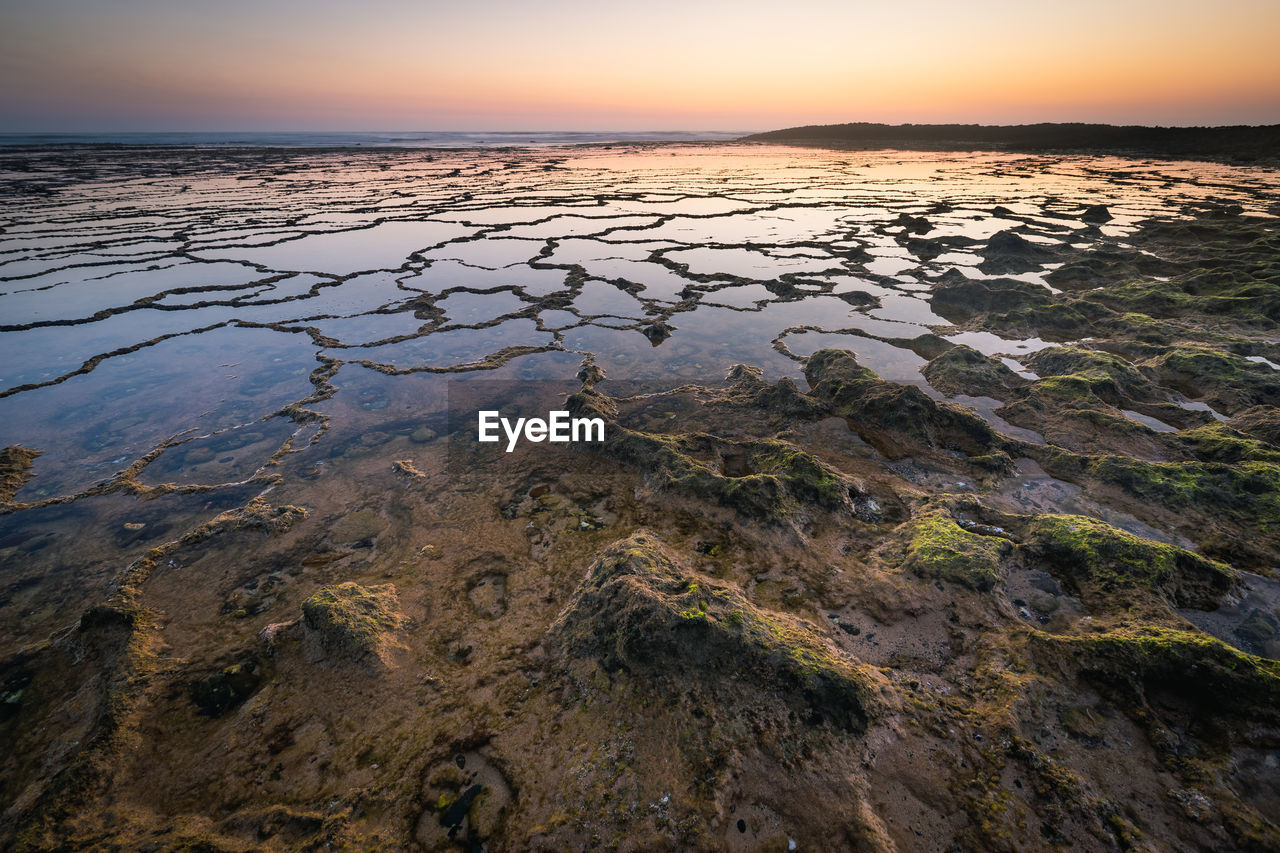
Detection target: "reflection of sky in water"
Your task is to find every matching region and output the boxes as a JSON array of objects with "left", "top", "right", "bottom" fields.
[
  {"left": 863, "top": 255, "right": 918, "bottom": 276},
  {"left": 0, "top": 307, "right": 249, "bottom": 391},
  {"left": 308, "top": 311, "right": 430, "bottom": 345},
  {"left": 436, "top": 289, "right": 529, "bottom": 325},
  {"left": 703, "top": 283, "right": 774, "bottom": 308},
  {"left": 435, "top": 204, "right": 604, "bottom": 226},
  {"left": 615, "top": 210, "right": 848, "bottom": 244},
  {"left": 411, "top": 260, "right": 566, "bottom": 297},
  {"left": 829, "top": 275, "right": 897, "bottom": 299},
  {"left": 0, "top": 326, "right": 317, "bottom": 499},
  {"left": 538, "top": 309, "right": 582, "bottom": 328},
  {"left": 421, "top": 237, "right": 544, "bottom": 269},
  {"left": 780, "top": 330, "right": 926, "bottom": 384},
  {"left": 573, "top": 282, "right": 646, "bottom": 317},
  {"left": 1121, "top": 409, "right": 1178, "bottom": 432},
  {"left": 565, "top": 309, "right": 804, "bottom": 385},
  {"left": 665, "top": 247, "right": 845, "bottom": 278},
  {"left": 195, "top": 220, "right": 476, "bottom": 274},
  {"left": 576, "top": 257, "right": 691, "bottom": 300},
  {"left": 337, "top": 318, "right": 552, "bottom": 369},
  {"left": 944, "top": 330, "right": 1059, "bottom": 355},
  {"left": 870, "top": 294, "right": 949, "bottom": 325},
  {"left": 541, "top": 239, "right": 673, "bottom": 265},
  {"left": 4, "top": 144, "right": 1278, "bottom": 507},
  {"left": 502, "top": 215, "right": 660, "bottom": 239},
  {"left": 0, "top": 262, "right": 262, "bottom": 324},
  {"left": 1246, "top": 355, "right": 1280, "bottom": 371}
]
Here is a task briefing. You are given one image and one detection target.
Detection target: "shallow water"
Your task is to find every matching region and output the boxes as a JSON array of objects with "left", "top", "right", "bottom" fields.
[{"left": 2, "top": 143, "right": 1274, "bottom": 588}]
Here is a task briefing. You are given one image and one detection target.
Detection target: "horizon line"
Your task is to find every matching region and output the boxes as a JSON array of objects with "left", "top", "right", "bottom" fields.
[{"left": 4, "top": 121, "right": 1280, "bottom": 135}]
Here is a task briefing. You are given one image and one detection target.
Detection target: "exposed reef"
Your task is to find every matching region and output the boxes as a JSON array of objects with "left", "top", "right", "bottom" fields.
[
  {"left": 2, "top": 143, "right": 1279, "bottom": 851},
  {"left": 552, "top": 530, "right": 879, "bottom": 732}
]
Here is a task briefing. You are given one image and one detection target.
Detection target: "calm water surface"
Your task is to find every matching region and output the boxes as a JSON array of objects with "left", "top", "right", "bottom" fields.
[{"left": 1, "top": 144, "right": 1276, "bottom": 620}]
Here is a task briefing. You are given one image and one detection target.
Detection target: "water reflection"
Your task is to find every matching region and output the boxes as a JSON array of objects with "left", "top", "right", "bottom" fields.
[{"left": 3, "top": 143, "right": 1274, "bottom": 521}]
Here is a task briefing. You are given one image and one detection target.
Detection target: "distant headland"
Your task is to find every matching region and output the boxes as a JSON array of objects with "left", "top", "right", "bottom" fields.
[{"left": 741, "top": 122, "right": 1280, "bottom": 163}]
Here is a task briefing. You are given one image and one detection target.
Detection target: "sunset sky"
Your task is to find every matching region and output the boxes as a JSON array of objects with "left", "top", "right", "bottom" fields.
[{"left": 2, "top": 0, "right": 1278, "bottom": 132}]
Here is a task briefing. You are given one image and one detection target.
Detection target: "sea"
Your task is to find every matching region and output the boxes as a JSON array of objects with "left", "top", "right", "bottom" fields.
[{"left": 0, "top": 130, "right": 749, "bottom": 148}]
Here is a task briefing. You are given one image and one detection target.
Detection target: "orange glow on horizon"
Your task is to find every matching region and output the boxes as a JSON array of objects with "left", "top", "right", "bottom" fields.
[{"left": 2, "top": 0, "right": 1278, "bottom": 131}]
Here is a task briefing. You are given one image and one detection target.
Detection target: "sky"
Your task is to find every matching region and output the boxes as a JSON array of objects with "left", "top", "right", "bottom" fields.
[{"left": 1, "top": 0, "right": 1278, "bottom": 132}]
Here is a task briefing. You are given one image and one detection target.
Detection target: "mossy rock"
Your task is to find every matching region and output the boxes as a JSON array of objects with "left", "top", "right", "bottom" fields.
[
  {"left": 565, "top": 387, "right": 618, "bottom": 422},
  {"left": 552, "top": 531, "right": 877, "bottom": 732},
  {"left": 1037, "top": 627, "right": 1280, "bottom": 722},
  {"left": 1176, "top": 422, "right": 1280, "bottom": 465},
  {"left": 1087, "top": 455, "right": 1280, "bottom": 531},
  {"left": 906, "top": 333, "right": 956, "bottom": 361},
  {"left": 1022, "top": 373, "right": 1099, "bottom": 404},
  {"left": 922, "top": 345, "right": 1027, "bottom": 398},
  {"left": 1228, "top": 405, "right": 1280, "bottom": 448},
  {"left": 1023, "top": 515, "right": 1235, "bottom": 609},
  {"left": 1058, "top": 704, "right": 1105, "bottom": 740},
  {"left": 1046, "top": 245, "right": 1179, "bottom": 290},
  {"left": 978, "top": 230, "right": 1060, "bottom": 274},
  {"left": 1024, "top": 346, "right": 1150, "bottom": 398},
  {"left": 602, "top": 429, "right": 859, "bottom": 522},
  {"left": 989, "top": 301, "right": 1103, "bottom": 335},
  {"left": 301, "top": 582, "right": 404, "bottom": 666},
  {"left": 805, "top": 349, "right": 999, "bottom": 459},
  {"left": 1144, "top": 347, "right": 1280, "bottom": 416},
  {"left": 1069, "top": 215, "right": 1280, "bottom": 331},
  {"left": 1237, "top": 608, "right": 1280, "bottom": 647},
  {"left": 723, "top": 366, "right": 829, "bottom": 419},
  {"left": 903, "top": 513, "right": 1009, "bottom": 591},
  {"left": 1033, "top": 446, "right": 1280, "bottom": 563},
  {"left": 748, "top": 440, "right": 851, "bottom": 508},
  {"left": 231, "top": 497, "right": 309, "bottom": 535},
  {"left": 804, "top": 347, "right": 883, "bottom": 390},
  {"left": 929, "top": 274, "right": 1057, "bottom": 322}
]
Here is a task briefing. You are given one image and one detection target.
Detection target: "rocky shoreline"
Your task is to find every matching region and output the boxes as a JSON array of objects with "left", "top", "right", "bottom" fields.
[{"left": 1, "top": 144, "right": 1278, "bottom": 850}]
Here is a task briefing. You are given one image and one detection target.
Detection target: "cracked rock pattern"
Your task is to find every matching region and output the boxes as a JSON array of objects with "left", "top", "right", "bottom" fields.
[{"left": 2, "top": 144, "right": 1280, "bottom": 851}]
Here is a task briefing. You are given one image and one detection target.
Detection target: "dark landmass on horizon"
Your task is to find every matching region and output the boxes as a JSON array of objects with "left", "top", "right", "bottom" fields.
[
  {"left": 742, "top": 122, "right": 1280, "bottom": 163},
  {"left": 2, "top": 125, "right": 1278, "bottom": 163}
]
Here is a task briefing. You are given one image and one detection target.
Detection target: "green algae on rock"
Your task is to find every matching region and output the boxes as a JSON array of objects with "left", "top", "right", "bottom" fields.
[
  {"left": 1037, "top": 626, "right": 1280, "bottom": 723},
  {"left": 1176, "top": 422, "right": 1280, "bottom": 465},
  {"left": 903, "top": 512, "right": 1009, "bottom": 591},
  {"left": 1145, "top": 346, "right": 1280, "bottom": 416},
  {"left": 552, "top": 531, "right": 880, "bottom": 732},
  {"left": 600, "top": 427, "right": 869, "bottom": 522},
  {"left": 923, "top": 345, "right": 1028, "bottom": 398},
  {"left": 1024, "top": 514, "right": 1236, "bottom": 609},
  {"left": 805, "top": 348, "right": 1001, "bottom": 459},
  {"left": 229, "top": 496, "right": 308, "bottom": 535}
]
